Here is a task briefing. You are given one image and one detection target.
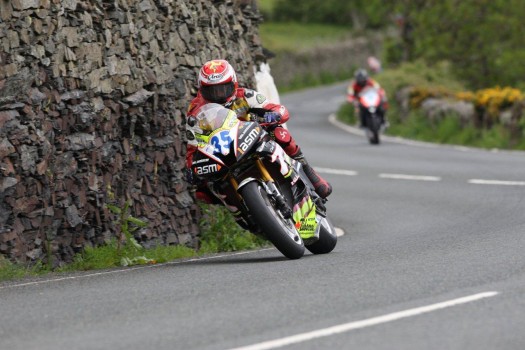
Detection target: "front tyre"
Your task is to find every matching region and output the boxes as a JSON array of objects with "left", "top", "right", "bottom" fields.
[
  {"left": 368, "top": 114, "right": 381, "bottom": 145},
  {"left": 239, "top": 181, "right": 305, "bottom": 259},
  {"left": 306, "top": 216, "right": 337, "bottom": 254}
]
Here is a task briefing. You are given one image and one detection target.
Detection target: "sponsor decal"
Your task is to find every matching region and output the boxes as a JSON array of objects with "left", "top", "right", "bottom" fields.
[
  {"left": 299, "top": 222, "right": 316, "bottom": 232},
  {"left": 195, "top": 163, "right": 221, "bottom": 175},
  {"left": 208, "top": 73, "right": 223, "bottom": 81},
  {"left": 192, "top": 158, "right": 209, "bottom": 164},
  {"left": 238, "top": 128, "right": 259, "bottom": 153},
  {"left": 256, "top": 94, "right": 266, "bottom": 104},
  {"left": 238, "top": 124, "right": 257, "bottom": 139}
]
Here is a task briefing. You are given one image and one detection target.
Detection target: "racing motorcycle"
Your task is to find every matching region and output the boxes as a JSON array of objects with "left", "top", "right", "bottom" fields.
[
  {"left": 356, "top": 86, "right": 387, "bottom": 145},
  {"left": 187, "top": 103, "right": 337, "bottom": 259}
]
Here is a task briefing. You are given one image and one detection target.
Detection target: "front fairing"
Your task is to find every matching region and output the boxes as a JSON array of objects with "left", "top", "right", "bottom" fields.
[
  {"left": 359, "top": 87, "right": 381, "bottom": 111},
  {"left": 235, "top": 122, "right": 264, "bottom": 160},
  {"left": 189, "top": 104, "right": 265, "bottom": 179}
]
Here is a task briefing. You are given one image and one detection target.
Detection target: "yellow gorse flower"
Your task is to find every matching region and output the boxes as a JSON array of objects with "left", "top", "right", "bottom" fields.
[
  {"left": 466, "top": 86, "right": 524, "bottom": 118},
  {"left": 409, "top": 86, "right": 453, "bottom": 108},
  {"left": 410, "top": 85, "right": 524, "bottom": 119}
]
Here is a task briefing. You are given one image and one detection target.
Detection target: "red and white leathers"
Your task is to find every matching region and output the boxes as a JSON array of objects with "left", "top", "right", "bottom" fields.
[
  {"left": 186, "top": 88, "right": 332, "bottom": 200},
  {"left": 347, "top": 78, "right": 389, "bottom": 127}
]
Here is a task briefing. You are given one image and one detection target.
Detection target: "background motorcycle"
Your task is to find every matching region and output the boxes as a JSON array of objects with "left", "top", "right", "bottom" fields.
[
  {"left": 188, "top": 104, "right": 337, "bottom": 259},
  {"left": 356, "top": 86, "right": 386, "bottom": 145}
]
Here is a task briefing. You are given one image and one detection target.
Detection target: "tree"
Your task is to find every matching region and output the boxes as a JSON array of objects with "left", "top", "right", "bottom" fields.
[{"left": 408, "top": 0, "right": 525, "bottom": 88}]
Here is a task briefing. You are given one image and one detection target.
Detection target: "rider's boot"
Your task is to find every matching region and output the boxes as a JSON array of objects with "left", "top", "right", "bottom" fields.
[{"left": 292, "top": 151, "right": 332, "bottom": 199}]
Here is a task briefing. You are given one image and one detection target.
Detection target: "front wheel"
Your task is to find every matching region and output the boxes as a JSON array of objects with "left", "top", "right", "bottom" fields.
[
  {"left": 306, "top": 216, "right": 337, "bottom": 254},
  {"left": 239, "top": 181, "right": 305, "bottom": 259},
  {"left": 367, "top": 114, "right": 381, "bottom": 145}
]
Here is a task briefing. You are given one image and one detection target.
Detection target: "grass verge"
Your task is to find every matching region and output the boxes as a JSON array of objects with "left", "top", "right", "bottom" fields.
[
  {"left": 259, "top": 22, "right": 354, "bottom": 53},
  {"left": 0, "top": 205, "right": 269, "bottom": 283}
]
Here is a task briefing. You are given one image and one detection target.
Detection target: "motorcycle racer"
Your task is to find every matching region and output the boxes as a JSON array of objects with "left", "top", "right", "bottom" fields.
[
  {"left": 186, "top": 59, "right": 332, "bottom": 201},
  {"left": 347, "top": 68, "right": 389, "bottom": 127}
]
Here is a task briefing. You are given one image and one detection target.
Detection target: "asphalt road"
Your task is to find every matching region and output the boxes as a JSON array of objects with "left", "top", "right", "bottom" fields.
[{"left": 1, "top": 82, "right": 525, "bottom": 350}]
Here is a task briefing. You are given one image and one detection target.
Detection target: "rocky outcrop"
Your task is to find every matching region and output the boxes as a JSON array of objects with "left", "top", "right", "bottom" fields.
[{"left": 0, "top": 0, "right": 263, "bottom": 265}]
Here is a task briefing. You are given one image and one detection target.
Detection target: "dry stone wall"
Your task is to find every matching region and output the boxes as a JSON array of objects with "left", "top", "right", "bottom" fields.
[
  {"left": 0, "top": 0, "right": 263, "bottom": 265},
  {"left": 270, "top": 35, "right": 383, "bottom": 88}
]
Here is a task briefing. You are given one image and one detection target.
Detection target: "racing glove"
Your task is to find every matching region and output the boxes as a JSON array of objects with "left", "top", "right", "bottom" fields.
[{"left": 262, "top": 111, "right": 281, "bottom": 124}]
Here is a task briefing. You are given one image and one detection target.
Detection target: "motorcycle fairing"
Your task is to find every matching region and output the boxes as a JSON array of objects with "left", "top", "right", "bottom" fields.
[
  {"left": 235, "top": 122, "right": 263, "bottom": 159},
  {"left": 359, "top": 86, "right": 381, "bottom": 108},
  {"left": 292, "top": 195, "right": 317, "bottom": 239},
  {"left": 255, "top": 140, "right": 293, "bottom": 179},
  {"left": 191, "top": 151, "right": 225, "bottom": 178}
]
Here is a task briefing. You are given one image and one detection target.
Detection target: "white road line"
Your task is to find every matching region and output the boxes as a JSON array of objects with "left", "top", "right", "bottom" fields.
[
  {"left": 379, "top": 173, "right": 442, "bottom": 181},
  {"left": 230, "top": 291, "right": 499, "bottom": 350},
  {"left": 468, "top": 179, "right": 525, "bottom": 186},
  {"left": 315, "top": 167, "right": 358, "bottom": 176}
]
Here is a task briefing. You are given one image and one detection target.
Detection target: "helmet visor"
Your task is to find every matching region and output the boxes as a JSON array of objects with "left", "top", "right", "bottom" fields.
[{"left": 201, "top": 82, "right": 235, "bottom": 103}]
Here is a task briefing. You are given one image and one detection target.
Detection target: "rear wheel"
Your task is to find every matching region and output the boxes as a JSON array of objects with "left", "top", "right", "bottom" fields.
[
  {"left": 306, "top": 216, "right": 337, "bottom": 254},
  {"left": 239, "top": 181, "right": 305, "bottom": 259}
]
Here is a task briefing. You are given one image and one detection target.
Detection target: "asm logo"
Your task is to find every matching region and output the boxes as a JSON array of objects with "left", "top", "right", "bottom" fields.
[
  {"left": 195, "top": 164, "right": 221, "bottom": 175},
  {"left": 239, "top": 128, "right": 259, "bottom": 152}
]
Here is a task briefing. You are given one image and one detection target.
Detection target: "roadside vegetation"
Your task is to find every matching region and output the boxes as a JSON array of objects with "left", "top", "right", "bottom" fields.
[
  {"left": 260, "top": 0, "right": 525, "bottom": 150},
  {"left": 259, "top": 22, "right": 353, "bottom": 53},
  {"left": 0, "top": 204, "right": 267, "bottom": 282}
]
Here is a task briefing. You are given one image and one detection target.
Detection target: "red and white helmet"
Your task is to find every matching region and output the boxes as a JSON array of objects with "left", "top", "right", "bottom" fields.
[{"left": 198, "top": 59, "right": 238, "bottom": 103}]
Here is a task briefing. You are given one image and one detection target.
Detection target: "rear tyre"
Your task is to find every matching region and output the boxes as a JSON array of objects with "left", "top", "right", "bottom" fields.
[
  {"left": 239, "top": 181, "right": 305, "bottom": 259},
  {"left": 306, "top": 216, "right": 337, "bottom": 254}
]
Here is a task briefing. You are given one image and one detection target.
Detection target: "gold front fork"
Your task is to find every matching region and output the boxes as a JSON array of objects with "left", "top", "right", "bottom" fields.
[
  {"left": 226, "top": 175, "right": 242, "bottom": 202},
  {"left": 255, "top": 157, "right": 274, "bottom": 182},
  {"left": 228, "top": 157, "right": 274, "bottom": 201}
]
